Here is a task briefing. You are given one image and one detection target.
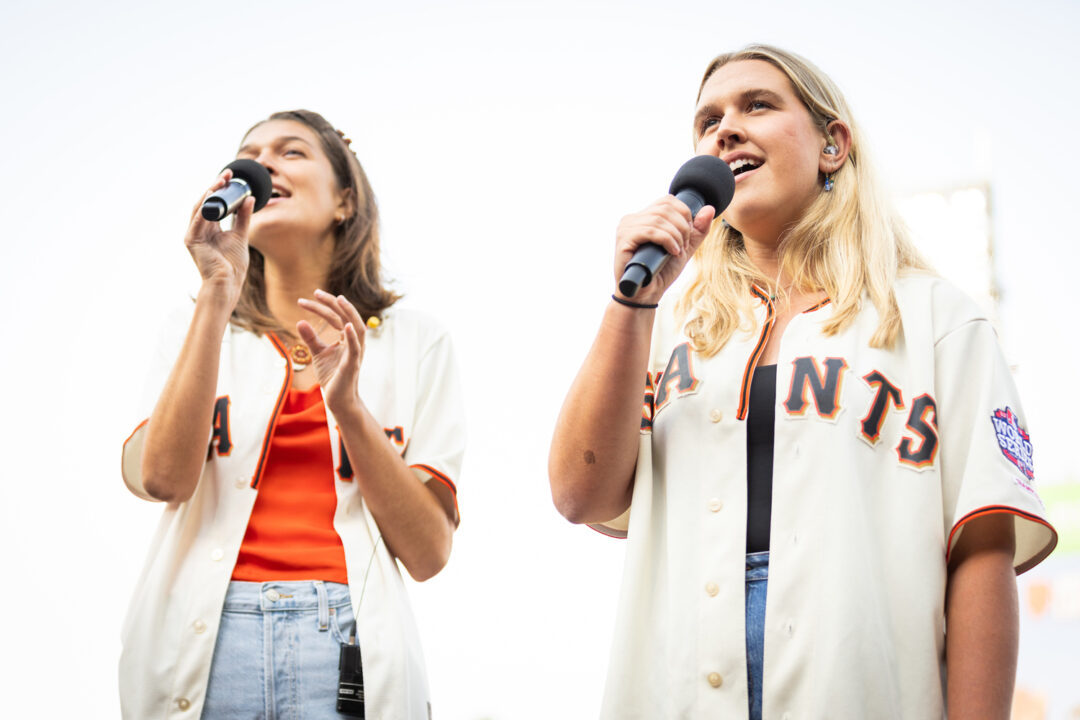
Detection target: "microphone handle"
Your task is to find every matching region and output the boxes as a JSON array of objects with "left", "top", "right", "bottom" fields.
[
  {"left": 201, "top": 178, "right": 253, "bottom": 221},
  {"left": 617, "top": 189, "right": 707, "bottom": 298}
]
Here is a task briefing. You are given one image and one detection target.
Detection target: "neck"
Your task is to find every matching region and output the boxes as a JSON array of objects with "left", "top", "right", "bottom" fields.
[
  {"left": 262, "top": 251, "right": 333, "bottom": 332},
  {"left": 742, "top": 233, "right": 783, "bottom": 290}
]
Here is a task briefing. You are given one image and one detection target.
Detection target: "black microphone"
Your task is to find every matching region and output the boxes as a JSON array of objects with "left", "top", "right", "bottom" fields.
[
  {"left": 200, "top": 159, "right": 273, "bottom": 221},
  {"left": 618, "top": 155, "right": 736, "bottom": 298}
]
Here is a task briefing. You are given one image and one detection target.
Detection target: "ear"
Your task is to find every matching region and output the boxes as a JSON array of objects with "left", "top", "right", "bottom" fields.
[
  {"left": 819, "top": 119, "right": 852, "bottom": 174},
  {"left": 336, "top": 187, "right": 356, "bottom": 223}
]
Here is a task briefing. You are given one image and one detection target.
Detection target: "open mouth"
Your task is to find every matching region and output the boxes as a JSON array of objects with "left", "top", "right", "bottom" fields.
[{"left": 728, "top": 158, "right": 762, "bottom": 177}]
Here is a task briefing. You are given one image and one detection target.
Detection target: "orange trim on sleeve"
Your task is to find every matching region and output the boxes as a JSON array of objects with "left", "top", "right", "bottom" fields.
[
  {"left": 410, "top": 463, "right": 457, "bottom": 496},
  {"left": 410, "top": 463, "right": 460, "bottom": 524},
  {"left": 123, "top": 418, "right": 149, "bottom": 452},
  {"left": 121, "top": 418, "right": 150, "bottom": 488},
  {"left": 946, "top": 505, "right": 1058, "bottom": 574}
]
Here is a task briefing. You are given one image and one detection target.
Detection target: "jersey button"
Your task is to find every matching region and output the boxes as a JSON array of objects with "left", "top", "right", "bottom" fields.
[
  {"left": 709, "top": 409, "right": 723, "bottom": 423},
  {"left": 176, "top": 697, "right": 191, "bottom": 711},
  {"left": 705, "top": 582, "right": 719, "bottom": 597},
  {"left": 707, "top": 672, "right": 723, "bottom": 688},
  {"left": 192, "top": 619, "right": 207, "bottom": 634},
  {"left": 707, "top": 498, "right": 723, "bottom": 512},
  {"left": 210, "top": 548, "right": 224, "bottom": 562},
  {"left": 235, "top": 478, "right": 247, "bottom": 489}
]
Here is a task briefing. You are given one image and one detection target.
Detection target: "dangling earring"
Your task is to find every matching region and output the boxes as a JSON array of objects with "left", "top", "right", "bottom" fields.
[{"left": 823, "top": 174, "right": 835, "bottom": 192}]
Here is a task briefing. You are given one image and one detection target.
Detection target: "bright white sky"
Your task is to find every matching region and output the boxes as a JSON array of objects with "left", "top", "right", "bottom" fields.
[{"left": 2, "top": 1, "right": 1078, "bottom": 717}]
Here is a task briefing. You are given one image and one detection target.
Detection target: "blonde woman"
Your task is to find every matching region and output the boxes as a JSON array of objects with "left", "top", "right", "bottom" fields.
[
  {"left": 121, "top": 110, "right": 463, "bottom": 719},
  {"left": 549, "top": 45, "right": 1055, "bottom": 720}
]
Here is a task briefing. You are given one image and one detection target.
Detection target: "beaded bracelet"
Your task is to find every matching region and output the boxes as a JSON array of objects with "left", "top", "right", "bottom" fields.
[{"left": 611, "top": 294, "right": 658, "bottom": 309}]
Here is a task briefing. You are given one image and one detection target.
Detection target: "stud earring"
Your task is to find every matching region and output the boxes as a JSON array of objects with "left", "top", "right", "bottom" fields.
[{"left": 824, "top": 145, "right": 838, "bottom": 155}]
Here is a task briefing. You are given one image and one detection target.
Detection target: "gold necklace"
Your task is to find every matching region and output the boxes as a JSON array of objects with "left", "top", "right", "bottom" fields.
[{"left": 288, "top": 319, "right": 329, "bottom": 371}]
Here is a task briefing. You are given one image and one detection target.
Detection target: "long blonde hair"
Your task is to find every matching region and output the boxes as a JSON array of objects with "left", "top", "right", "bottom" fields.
[{"left": 676, "top": 45, "right": 930, "bottom": 355}]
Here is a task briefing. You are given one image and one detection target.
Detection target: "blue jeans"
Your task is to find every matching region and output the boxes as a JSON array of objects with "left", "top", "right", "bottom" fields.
[
  {"left": 202, "top": 580, "right": 355, "bottom": 719},
  {"left": 745, "top": 552, "right": 769, "bottom": 720}
]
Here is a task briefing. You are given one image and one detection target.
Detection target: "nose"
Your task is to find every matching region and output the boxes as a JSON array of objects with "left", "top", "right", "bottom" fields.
[
  {"left": 695, "top": 116, "right": 745, "bottom": 157},
  {"left": 252, "top": 149, "right": 278, "bottom": 176},
  {"left": 715, "top": 117, "right": 745, "bottom": 152}
]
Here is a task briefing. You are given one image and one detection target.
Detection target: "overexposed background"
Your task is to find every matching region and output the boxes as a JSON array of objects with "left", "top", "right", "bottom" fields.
[{"left": 2, "top": 1, "right": 1079, "bottom": 717}]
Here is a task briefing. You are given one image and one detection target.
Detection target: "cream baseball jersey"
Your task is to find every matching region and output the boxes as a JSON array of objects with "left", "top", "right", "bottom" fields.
[
  {"left": 594, "top": 274, "right": 1055, "bottom": 720},
  {"left": 120, "top": 305, "right": 465, "bottom": 720}
]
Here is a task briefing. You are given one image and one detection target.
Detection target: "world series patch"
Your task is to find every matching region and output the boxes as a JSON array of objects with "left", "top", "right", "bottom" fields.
[{"left": 991, "top": 407, "right": 1034, "bottom": 480}]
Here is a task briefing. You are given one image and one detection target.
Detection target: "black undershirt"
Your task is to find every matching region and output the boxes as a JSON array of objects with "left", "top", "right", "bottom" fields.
[{"left": 746, "top": 364, "right": 776, "bottom": 553}]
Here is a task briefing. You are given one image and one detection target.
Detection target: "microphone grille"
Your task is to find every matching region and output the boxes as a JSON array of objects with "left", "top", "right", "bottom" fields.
[
  {"left": 222, "top": 159, "right": 273, "bottom": 211},
  {"left": 669, "top": 155, "right": 735, "bottom": 214}
]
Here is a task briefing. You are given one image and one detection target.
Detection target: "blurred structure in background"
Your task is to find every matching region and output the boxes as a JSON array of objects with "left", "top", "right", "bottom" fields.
[{"left": 898, "top": 185, "right": 1080, "bottom": 720}]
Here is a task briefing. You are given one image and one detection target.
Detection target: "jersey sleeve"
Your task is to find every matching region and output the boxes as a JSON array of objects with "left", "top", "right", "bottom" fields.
[
  {"left": 935, "top": 317, "right": 1057, "bottom": 573},
  {"left": 402, "top": 327, "right": 466, "bottom": 526},
  {"left": 121, "top": 303, "right": 199, "bottom": 501}
]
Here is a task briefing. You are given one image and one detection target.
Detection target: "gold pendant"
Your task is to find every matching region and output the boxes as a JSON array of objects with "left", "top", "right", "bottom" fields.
[{"left": 290, "top": 343, "right": 312, "bottom": 370}]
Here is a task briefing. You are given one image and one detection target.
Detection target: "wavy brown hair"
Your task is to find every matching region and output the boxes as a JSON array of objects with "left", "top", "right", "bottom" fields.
[
  {"left": 676, "top": 45, "right": 931, "bottom": 355},
  {"left": 230, "top": 109, "right": 399, "bottom": 339}
]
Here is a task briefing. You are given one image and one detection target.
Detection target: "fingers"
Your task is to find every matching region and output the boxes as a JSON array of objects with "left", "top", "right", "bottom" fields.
[
  {"left": 296, "top": 319, "right": 330, "bottom": 355},
  {"left": 618, "top": 196, "right": 694, "bottom": 257},
  {"left": 299, "top": 290, "right": 368, "bottom": 340},
  {"left": 343, "top": 322, "right": 363, "bottom": 362},
  {"left": 334, "top": 294, "right": 368, "bottom": 345},
  {"left": 297, "top": 293, "right": 347, "bottom": 331},
  {"left": 692, "top": 205, "right": 716, "bottom": 236},
  {"left": 188, "top": 170, "right": 233, "bottom": 223},
  {"left": 686, "top": 205, "right": 717, "bottom": 257}
]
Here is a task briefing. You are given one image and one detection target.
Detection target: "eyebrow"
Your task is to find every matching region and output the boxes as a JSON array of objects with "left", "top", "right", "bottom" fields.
[
  {"left": 693, "top": 88, "right": 787, "bottom": 126},
  {"left": 236, "top": 135, "right": 315, "bottom": 155}
]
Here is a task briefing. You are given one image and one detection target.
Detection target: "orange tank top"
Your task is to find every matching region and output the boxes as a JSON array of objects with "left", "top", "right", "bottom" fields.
[{"left": 231, "top": 384, "right": 348, "bottom": 584}]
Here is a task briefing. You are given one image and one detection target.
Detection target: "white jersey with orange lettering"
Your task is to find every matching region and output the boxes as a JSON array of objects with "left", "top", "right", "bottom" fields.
[{"left": 594, "top": 273, "right": 1055, "bottom": 720}]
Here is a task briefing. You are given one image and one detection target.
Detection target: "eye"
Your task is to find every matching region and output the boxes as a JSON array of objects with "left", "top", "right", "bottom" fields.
[
  {"left": 283, "top": 147, "right": 306, "bottom": 158},
  {"left": 748, "top": 100, "right": 771, "bottom": 111},
  {"left": 699, "top": 116, "right": 721, "bottom": 134}
]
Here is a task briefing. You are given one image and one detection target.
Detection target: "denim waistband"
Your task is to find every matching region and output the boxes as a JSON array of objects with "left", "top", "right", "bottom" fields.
[
  {"left": 745, "top": 551, "right": 770, "bottom": 579},
  {"left": 221, "top": 580, "right": 352, "bottom": 613}
]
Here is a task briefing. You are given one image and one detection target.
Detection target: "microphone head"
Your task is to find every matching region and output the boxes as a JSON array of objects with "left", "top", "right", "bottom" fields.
[
  {"left": 668, "top": 155, "right": 736, "bottom": 215},
  {"left": 222, "top": 158, "right": 273, "bottom": 212}
]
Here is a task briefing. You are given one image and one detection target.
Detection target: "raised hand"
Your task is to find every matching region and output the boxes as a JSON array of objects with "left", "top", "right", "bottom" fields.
[
  {"left": 296, "top": 289, "right": 367, "bottom": 414},
  {"left": 184, "top": 169, "right": 255, "bottom": 307},
  {"left": 613, "top": 195, "right": 716, "bottom": 305}
]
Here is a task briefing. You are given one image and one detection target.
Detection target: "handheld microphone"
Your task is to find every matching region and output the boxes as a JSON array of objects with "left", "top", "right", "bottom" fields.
[
  {"left": 200, "top": 159, "right": 273, "bottom": 221},
  {"left": 618, "top": 155, "right": 736, "bottom": 298}
]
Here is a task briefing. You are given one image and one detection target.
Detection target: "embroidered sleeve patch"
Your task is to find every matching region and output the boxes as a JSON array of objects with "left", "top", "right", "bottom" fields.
[{"left": 991, "top": 407, "right": 1034, "bottom": 480}]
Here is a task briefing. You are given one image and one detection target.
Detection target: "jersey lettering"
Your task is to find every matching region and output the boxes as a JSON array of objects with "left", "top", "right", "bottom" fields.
[
  {"left": 860, "top": 370, "right": 904, "bottom": 445},
  {"left": 209, "top": 395, "right": 232, "bottom": 457},
  {"left": 654, "top": 343, "right": 700, "bottom": 412},
  {"left": 897, "top": 394, "right": 939, "bottom": 468},
  {"left": 783, "top": 357, "right": 848, "bottom": 419},
  {"left": 384, "top": 426, "right": 405, "bottom": 452},
  {"left": 337, "top": 426, "right": 408, "bottom": 480},
  {"left": 641, "top": 372, "right": 656, "bottom": 431},
  {"left": 337, "top": 434, "right": 354, "bottom": 480}
]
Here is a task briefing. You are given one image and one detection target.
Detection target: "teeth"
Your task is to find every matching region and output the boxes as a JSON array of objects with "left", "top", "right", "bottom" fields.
[{"left": 728, "top": 158, "right": 761, "bottom": 174}]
